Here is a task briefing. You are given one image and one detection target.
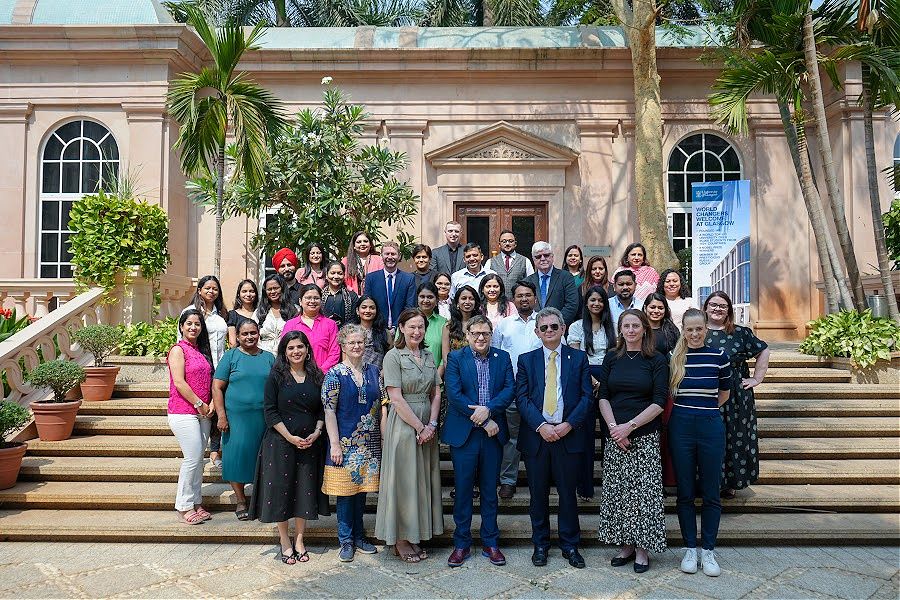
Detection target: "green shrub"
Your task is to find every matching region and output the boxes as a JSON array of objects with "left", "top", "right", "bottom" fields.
[
  {"left": 118, "top": 318, "right": 178, "bottom": 357},
  {"left": 67, "top": 190, "right": 171, "bottom": 300},
  {"left": 0, "top": 308, "right": 33, "bottom": 343},
  {"left": 884, "top": 198, "right": 900, "bottom": 269},
  {"left": 0, "top": 401, "right": 31, "bottom": 447},
  {"left": 800, "top": 309, "right": 900, "bottom": 368},
  {"left": 25, "top": 360, "right": 86, "bottom": 403},
  {"left": 71, "top": 324, "right": 123, "bottom": 367}
]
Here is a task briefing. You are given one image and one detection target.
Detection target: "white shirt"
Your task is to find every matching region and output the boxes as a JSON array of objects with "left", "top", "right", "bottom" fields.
[
  {"left": 178, "top": 306, "right": 227, "bottom": 368},
  {"left": 450, "top": 265, "right": 496, "bottom": 299},
  {"left": 667, "top": 296, "right": 696, "bottom": 331},
  {"left": 541, "top": 343, "right": 564, "bottom": 424},
  {"left": 492, "top": 311, "right": 541, "bottom": 375},
  {"left": 566, "top": 320, "right": 609, "bottom": 366},
  {"left": 258, "top": 311, "right": 287, "bottom": 355},
  {"left": 383, "top": 268, "right": 399, "bottom": 325}
]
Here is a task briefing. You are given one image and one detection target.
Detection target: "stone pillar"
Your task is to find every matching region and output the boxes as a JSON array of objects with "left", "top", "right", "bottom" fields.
[
  {"left": 576, "top": 119, "right": 619, "bottom": 250},
  {"left": 384, "top": 119, "right": 428, "bottom": 245},
  {"left": 0, "top": 103, "right": 33, "bottom": 278},
  {"left": 108, "top": 269, "right": 155, "bottom": 326}
]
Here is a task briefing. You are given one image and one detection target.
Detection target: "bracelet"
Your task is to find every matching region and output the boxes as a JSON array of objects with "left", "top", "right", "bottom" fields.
[
  {"left": 429, "top": 420, "right": 438, "bottom": 428},
  {"left": 608, "top": 422, "right": 616, "bottom": 428}
]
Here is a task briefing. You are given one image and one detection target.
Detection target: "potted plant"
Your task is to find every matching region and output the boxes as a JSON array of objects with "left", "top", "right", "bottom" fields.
[
  {"left": 26, "top": 360, "right": 86, "bottom": 441},
  {"left": 0, "top": 401, "right": 31, "bottom": 489},
  {"left": 800, "top": 309, "right": 900, "bottom": 383},
  {"left": 71, "top": 324, "right": 123, "bottom": 401}
]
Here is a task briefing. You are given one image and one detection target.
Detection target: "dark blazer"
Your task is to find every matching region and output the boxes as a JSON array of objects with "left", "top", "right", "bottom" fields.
[
  {"left": 525, "top": 267, "right": 580, "bottom": 325},
  {"left": 515, "top": 345, "right": 592, "bottom": 456},
  {"left": 442, "top": 346, "right": 516, "bottom": 447},
  {"left": 362, "top": 269, "right": 416, "bottom": 327},
  {"left": 430, "top": 244, "right": 465, "bottom": 276}
]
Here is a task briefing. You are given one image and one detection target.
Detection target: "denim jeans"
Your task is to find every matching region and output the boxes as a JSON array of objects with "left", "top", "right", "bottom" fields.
[
  {"left": 668, "top": 408, "right": 725, "bottom": 550},
  {"left": 336, "top": 493, "right": 366, "bottom": 546}
]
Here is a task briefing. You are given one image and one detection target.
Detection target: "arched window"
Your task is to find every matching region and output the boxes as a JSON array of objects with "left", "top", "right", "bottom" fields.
[
  {"left": 666, "top": 133, "right": 742, "bottom": 251},
  {"left": 39, "top": 120, "right": 119, "bottom": 278},
  {"left": 893, "top": 133, "right": 900, "bottom": 198}
]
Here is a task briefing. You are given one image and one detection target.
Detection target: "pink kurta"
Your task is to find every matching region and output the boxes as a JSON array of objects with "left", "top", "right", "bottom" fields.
[
  {"left": 342, "top": 254, "right": 384, "bottom": 294},
  {"left": 281, "top": 313, "right": 341, "bottom": 372}
]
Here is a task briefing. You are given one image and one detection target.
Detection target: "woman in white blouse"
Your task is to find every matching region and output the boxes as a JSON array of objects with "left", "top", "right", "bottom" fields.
[
  {"left": 567, "top": 284, "right": 616, "bottom": 501},
  {"left": 657, "top": 269, "right": 694, "bottom": 332},
  {"left": 256, "top": 274, "right": 298, "bottom": 355},
  {"left": 179, "top": 275, "right": 228, "bottom": 367}
]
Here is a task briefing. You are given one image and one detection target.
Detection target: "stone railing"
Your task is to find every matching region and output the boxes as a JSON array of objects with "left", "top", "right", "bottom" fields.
[
  {"left": 0, "top": 279, "right": 79, "bottom": 318},
  {"left": 0, "top": 287, "right": 107, "bottom": 407}
]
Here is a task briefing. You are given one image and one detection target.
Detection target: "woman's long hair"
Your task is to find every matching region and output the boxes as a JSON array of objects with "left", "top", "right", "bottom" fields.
[
  {"left": 448, "top": 285, "right": 481, "bottom": 347},
  {"left": 178, "top": 309, "right": 213, "bottom": 367},
  {"left": 669, "top": 308, "right": 707, "bottom": 394},
  {"left": 231, "top": 279, "right": 259, "bottom": 311},
  {"left": 478, "top": 274, "right": 511, "bottom": 318},
  {"left": 272, "top": 330, "right": 324, "bottom": 386},
  {"left": 350, "top": 294, "right": 389, "bottom": 356},
  {"left": 704, "top": 290, "right": 737, "bottom": 334},
  {"left": 563, "top": 244, "right": 584, "bottom": 280},
  {"left": 579, "top": 285, "right": 615, "bottom": 357},
  {"left": 191, "top": 275, "right": 226, "bottom": 315},
  {"left": 582, "top": 255, "right": 610, "bottom": 295},
  {"left": 656, "top": 268, "right": 688, "bottom": 299},
  {"left": 614, "top": 308, "right": 656, "bottom": 358},
  {"left": 345, "top": 231, "right": 372, "bottom": 283},
  {"left": 256, "top": 274, "right": 297, "bottom": 323},
  {"left": 643, "top": 292, "right": 680, "bottom": 352},
  {"left": 300, "top": 242, "right": 328, "bottom": 282}
]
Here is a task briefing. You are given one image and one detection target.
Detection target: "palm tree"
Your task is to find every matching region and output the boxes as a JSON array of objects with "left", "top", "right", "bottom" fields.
[
  {"left": 168, "top": 0, "right": 420, "bottom": 26},
  {"left": 166, "top": 5, "right": 287, "bottom": 276}
]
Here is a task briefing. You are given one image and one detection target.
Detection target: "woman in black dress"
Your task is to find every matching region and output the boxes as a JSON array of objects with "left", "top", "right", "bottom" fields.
[
  {"left": 250, "top": 330, "right": 330, "bottom": 564},
  {"left": 227, "top": 279, "right": 259, "bottom": 348},
  {"left": 643, "top": 293, "right": 680, "bottom": 356}
]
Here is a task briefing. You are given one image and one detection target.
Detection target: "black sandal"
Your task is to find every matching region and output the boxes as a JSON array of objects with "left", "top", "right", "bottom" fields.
[
  {"left": 294, "top": 550, "right": 310, "bottom": 563},
  {"left": 280, "top": 538, "right": 296, "bottom": 564},
  {"left": 235, "top": 506, "right": 250, "bottom": 521}
]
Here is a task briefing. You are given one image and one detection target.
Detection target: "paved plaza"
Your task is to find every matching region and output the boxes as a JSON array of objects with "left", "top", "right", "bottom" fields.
[{"left": 0, "top": 542, "right": 896, "bottom": 599}]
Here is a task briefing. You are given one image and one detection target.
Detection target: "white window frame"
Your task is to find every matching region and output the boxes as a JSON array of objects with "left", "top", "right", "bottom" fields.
[{"left": 893, "top": 133, "right": 900, "bottom": 199}]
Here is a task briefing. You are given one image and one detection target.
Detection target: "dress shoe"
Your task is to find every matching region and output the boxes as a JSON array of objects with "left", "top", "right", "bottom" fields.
[
  {"left": 482, "top": 546, "right": 506, "bottom": 566},
  {"left": 610, "top": 552, "right": 636, "bottom": 567},
  {"left": 531, "top": 547, "right": 548, "bottom": 567},
  {"left": 447, "top": 547, "right": 471, "bottom": 568},
  {"left": 634, "top": 558, "right": 650, "bottom": 573},
  {"left": 498, "top": 484, "right": 516, "bottom": 499},
  {"left": 561, "top": 548, "right": 585, "bottom": 569}
]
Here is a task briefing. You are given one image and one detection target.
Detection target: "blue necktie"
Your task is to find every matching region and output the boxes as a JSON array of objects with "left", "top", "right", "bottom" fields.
[
  {"left": 540, "top": 273, "right": 549, "bottom": 307},
  {"left": 386, "top": 273, "right": 394, "bottom": 326}
]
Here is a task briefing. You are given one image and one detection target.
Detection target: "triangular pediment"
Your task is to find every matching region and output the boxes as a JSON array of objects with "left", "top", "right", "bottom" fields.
[{"left": 425, "top": 121, "right": 579, "bottom": 168}]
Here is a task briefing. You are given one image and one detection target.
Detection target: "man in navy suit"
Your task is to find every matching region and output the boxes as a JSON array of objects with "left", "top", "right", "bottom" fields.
[
  {"left": 515, "top": 306, "right": 592, "bottom": 569},
  {"left": 362, "top": 240, "right": 416, "bottom": 331},
  {"left": 442, "top": 315, "right": 515, "bottom": 568},
  {"left": 524, "top": 241, "right": 580, "bottom": 325}
]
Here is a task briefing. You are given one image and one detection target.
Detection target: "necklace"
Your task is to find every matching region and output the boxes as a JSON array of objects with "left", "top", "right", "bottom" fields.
[{"left": 625, "top": 350, "right": 640, "bottom": 360}]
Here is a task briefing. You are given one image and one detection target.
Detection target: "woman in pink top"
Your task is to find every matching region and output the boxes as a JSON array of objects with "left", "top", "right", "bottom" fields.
[
  {"left": 167, "top": 309, "right": 215, "bottom": 525},
  {"left": 342, "top": 231, "right": 384, "bottom": 295},
  {"left": 298, "top": 242, "right": 328, "bottom": 289},
  {"left": 612, "top": 242, "right": 660, "bottom": 303},
  {"left": 282, "top": 283, "right": 341, "bottom": 372}
]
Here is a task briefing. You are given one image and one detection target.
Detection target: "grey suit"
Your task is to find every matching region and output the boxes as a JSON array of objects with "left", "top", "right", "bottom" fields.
[
  {"left": 430, "top": 244, "right": 465, "bottom": 276},
  {"left": 525, "top": 267, "right": 580, "bottom": 325}
]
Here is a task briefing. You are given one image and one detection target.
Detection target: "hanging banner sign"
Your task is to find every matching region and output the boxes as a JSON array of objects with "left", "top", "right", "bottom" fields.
[{"left": 691, "top": 180, "right": 752, "bottom": 325}]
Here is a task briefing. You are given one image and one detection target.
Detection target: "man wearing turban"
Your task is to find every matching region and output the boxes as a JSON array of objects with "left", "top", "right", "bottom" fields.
[{"left": 273, "top": 248, "right": 301, "bottom": 307}]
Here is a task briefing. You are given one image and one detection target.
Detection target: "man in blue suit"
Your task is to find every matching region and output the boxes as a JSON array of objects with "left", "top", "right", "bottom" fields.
[
  {"left": 362, "top": 240, "right": 416, "bottom": 331},
  {"left": 515, "top": 306, "right": 592, "bottom": 569},
  {"left": 442, "top": 315, "right": 515, "bottom": 568}
]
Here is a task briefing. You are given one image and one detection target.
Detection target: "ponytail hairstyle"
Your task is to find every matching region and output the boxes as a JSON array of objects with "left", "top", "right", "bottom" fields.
[{"left": 669, "top": 308, "right": 707, "bottom": 394}]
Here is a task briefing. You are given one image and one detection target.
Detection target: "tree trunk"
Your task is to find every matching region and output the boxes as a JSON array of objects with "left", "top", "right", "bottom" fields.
[
  {"left": 274, "top": 0, "right": 289, "bottom": 26},
  {"left": 612, "top": 0, "right": 679, "bottom": 271},
  {"left": 778, "top": 102, "right": 841, "bottom": 313},
  {"left": 802, "top": 10, "right": 867, "bottom": 310},
  {"left": 215, "top": 144, "right": 225, "bottom": 277},
  {"left": 862, "top": 68, "right": 900, "bottom": 322},
  {"left": 482, "top": 0, "right": 495, "bottom": 26}
]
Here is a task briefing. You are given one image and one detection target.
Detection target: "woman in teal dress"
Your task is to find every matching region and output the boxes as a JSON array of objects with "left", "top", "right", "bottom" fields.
[{"left": 212, "top": 319, "right": 276, "bottom": 520}]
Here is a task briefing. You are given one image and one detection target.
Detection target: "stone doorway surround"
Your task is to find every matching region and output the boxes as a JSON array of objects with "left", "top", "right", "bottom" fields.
[{"left": 424, "top": 121, "right": 579, "bottom": 253}]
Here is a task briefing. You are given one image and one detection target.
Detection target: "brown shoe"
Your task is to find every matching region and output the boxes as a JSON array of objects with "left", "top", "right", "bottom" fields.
[
  {"left": 498, "top": 484, "right": 515, "bottom": 499},
  {"left": 482, "top": 546, "right": 506, "bottom": 566},
  {"left": 447, "top": 547, "right": 471, "bottom": 567}
]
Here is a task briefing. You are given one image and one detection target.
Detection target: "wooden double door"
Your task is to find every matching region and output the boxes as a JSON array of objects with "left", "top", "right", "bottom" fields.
[{"left": 454, "top": 203, "right": 548, "bottom": 259}]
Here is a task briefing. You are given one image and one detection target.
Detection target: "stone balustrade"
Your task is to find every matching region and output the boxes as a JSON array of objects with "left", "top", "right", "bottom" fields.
[{"left": 0, "top": 279, "right": 79, "bottom": 318}]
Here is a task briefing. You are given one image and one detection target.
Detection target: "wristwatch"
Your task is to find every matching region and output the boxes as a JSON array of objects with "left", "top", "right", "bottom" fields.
[
  {"left": 429, "top": 420, "right": 439, "bottom": 428},
  {"left": 193, "top": 400, "right": 204, "bottom": 409}
]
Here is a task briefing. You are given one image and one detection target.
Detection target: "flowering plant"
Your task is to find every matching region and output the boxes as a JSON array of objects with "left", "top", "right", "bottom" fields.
[{"left": 0, "top": 308, "right": 33, "bottom": 343}]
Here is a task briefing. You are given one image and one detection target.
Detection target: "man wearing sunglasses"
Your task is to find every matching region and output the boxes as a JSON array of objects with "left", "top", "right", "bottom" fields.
[
  {"left": 515, "top": 307, "right": 592, "bottom": 569},
  {"left": 442, "top": 315, "right": 515, "bottom": 568},
  {"left": 524, "top": 241, "right": 579, "bottom": 326}
]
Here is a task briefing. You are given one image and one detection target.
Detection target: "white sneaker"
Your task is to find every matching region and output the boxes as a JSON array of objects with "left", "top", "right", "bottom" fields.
[
  {"left": 680, "top": 548, "right": 698, "bottom": 574},
  {"left": 701, "top": 549, "right": 721, "bottom": 577}
]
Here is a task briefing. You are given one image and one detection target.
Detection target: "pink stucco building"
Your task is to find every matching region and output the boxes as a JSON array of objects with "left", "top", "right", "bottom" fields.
[{"left": 1, "top": 1, "right": 897, "bottom": 340}]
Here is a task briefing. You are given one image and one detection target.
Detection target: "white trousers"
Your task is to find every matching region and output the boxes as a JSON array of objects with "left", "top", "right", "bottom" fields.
[{"left": 168, "top": 413, "right": 211, "bottom": 511}]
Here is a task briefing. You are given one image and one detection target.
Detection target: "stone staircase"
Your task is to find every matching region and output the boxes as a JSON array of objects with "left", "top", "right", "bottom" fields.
[{"left": 1, "top": 352, "right": 898, "bottom": 545}]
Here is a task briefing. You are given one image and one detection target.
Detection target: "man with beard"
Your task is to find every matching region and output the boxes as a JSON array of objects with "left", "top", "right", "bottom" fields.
[
  {"left": 609, "top": 270, "right": 638, "bottom": 326},
  {"left": 273, "top": 248, "right": 302, "bottom": 307}
]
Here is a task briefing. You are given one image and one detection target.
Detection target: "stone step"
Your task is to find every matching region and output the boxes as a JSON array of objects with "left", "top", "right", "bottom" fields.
[
  {"left": 1, "top": 481, "right": 897, "bottom": 513},
  {"left": 759, "top": 368, "right": 851, "bottom": 383},
  {"left": 26, "top": 435, "right": 900, "bottom": 461},
  {"left": 750, "top": 352, "right": 829, "bottom": 368},
  {"left": 81, "top": 396, "right": 900, "bottom": 418},
  {"left": 70, "top": 413, "right": 900, "bottom": 438},
  {"left": 1, "top": 509, "right": 896, "bottom": 545},
  {"left": 18, "top": 456, "right": 900, "bottom": 486}
]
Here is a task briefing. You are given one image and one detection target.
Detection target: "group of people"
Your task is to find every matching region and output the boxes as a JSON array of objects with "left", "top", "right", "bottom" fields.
[{"left": 166, "top": 223, "right": 770, "bottom": 576}]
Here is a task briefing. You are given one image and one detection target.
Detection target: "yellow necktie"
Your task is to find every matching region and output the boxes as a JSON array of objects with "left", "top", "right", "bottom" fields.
[{"left": 543, "top": 350, "right": 558, "bottom": 416}]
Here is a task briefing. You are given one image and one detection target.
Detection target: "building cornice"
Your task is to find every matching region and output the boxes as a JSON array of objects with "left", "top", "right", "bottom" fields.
[{"left": 0, "top": 102, "right": 33, "bottom": 123}]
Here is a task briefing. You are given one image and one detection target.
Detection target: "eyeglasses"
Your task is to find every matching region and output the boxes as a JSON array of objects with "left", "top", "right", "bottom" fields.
[
  {"left": 708, "top": 303, "right": 729, "bottom": 311},
  {"left": 499, "top": 238, "right": 516, "bottom": 244},
  {"left": 538, "top": 323, "right": 560, "bottom": 332},
  {"left": 534, "top": 252, "right": 552, "bottom": 259},
  {"left": 344, "top": 340, "right": 365, "bottom": 346},
  {"left": 468, "top": 331, "right": 491, "bottom": 339}
]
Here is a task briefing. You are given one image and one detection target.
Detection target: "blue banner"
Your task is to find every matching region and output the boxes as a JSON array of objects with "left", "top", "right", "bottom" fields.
[{"left": 691, "top": 180, "right": 752, "bottom": 325}]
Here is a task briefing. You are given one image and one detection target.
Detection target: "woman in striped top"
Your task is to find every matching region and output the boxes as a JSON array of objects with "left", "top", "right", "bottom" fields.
[{"left": 668, "top": 308, "right": 732, "bottom": 578}]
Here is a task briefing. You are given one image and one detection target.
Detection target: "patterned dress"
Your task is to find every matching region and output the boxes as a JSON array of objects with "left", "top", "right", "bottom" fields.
[
  {"left": 612, "top": 265, "right": 660, "bottom": 302},
  {"left": 321, "top": 363, "right": 386, "bottom": 495},
  {"left": 705, "top": 326, "right": 768, "bottom": 491}
]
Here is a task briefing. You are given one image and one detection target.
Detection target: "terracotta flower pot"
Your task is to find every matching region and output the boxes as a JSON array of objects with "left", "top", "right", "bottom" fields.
[
  {"left": 0, "top": 443, "right": 27, "bottom": 490},
  {"left": 64, "top": 384, "right": 81, "bottom": 401},
  {"left": 80, "top": 366, "right": 120, "bottom": 401},
  {"left": 30, "top": 400, "right": 82, "bottom": 441}
]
